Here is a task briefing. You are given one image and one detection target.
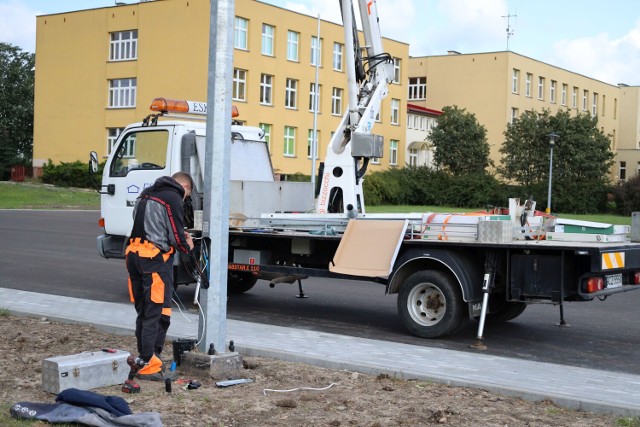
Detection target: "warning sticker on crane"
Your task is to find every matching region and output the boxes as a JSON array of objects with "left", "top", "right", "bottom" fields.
[{"left": 602, "top": 252, "right": 625, "bottom": 270}]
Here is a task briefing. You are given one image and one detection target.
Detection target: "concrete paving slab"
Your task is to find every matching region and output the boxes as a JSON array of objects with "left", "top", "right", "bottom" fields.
[{"left": 1, "top": 287, "right": 638, "bottom": 417}]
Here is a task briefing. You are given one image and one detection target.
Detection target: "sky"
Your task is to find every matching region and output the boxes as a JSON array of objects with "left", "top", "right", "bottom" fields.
[{"left": 2, "top": 0, "right": 640, "bottom": 86}]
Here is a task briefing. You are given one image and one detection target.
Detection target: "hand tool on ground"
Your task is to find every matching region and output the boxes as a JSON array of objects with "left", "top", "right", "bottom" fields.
[{"left": 121, "top": 356, "right": 141, "bottom": 393}]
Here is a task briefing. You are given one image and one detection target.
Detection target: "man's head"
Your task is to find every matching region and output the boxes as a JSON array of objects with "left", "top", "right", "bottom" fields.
[{"left": 172, "top": 172, "right": 193, "bottom": 200}]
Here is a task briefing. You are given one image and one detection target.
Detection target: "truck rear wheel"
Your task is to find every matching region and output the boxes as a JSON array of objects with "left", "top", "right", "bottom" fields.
[
  {"left": 484, "top": 299, "right": 527, "bottom": 323},
  {"left": 227, "top": 272, "right": 258, "bottom": 294},
  {"left": 397, "top": 270, "right": 465, "bottom": 338}
]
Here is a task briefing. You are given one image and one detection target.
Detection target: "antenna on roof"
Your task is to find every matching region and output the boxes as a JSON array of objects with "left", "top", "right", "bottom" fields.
[{"left": 501, "top": 12, "right": 517, "bottom": 51}]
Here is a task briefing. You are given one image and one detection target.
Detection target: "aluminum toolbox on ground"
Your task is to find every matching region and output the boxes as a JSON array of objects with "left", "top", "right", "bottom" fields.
[{"left": 42, "top": 349, "right": 130, "bottom": 394}]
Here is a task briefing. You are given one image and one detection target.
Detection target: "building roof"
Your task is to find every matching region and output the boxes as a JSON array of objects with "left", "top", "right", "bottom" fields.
[{"left": 407, "top": 103, "right": 442, "bottom": 116}]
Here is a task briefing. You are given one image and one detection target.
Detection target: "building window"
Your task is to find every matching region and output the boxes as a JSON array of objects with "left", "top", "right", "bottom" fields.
[
  {"left": 512, "top": 69, "right": 519, "bottom": 94},
  {"left": 537, "top": 77, "right": 545, "bottom": 100},
  {"left": 234, "top": 17, "right": 248, "bottom": 50},
  {"left": 260, "top": 74, "right": 273, "bottom": 105},
  {"left": 592, "top": 92, "right": 598, "bottom": 116},
  {"left": 561, "top": 84, "right": 568, "bottom": 106},
  {"left": 389, "top": 140, "right": 398, "bottom": 165},
  {"left": 511, "top": 107, "right": 519, "bottom": 123},
  {"left": 602, "top": 95, "right": 606, "bottom": 116},
  {"left": 109, "top": 30, "right": 137, "bottom": 61},
  {"left": 307, "top": 129, "right": 320, "bottom": 159},
  {"left": 232, "top": 68, "right": 247, "bottom": 101},
  {"left": 614, "top": 98, "right": 617, "bottom": 119},
  {"left": 287, "top": 30, "right": 299, "bottom": 61},
  {"left": 407, "top": 114, "right": 414, "bottom": 129},
  {"left": 525, "top": 73, "right": 532, "bottom": 97},
  {"left": 261, "top": 24, "right": 274, "bottom": 56},
  {"left": 582, "top": 89, "right": 588, "bottom": 111},
  {"left": 550, "top": 80, "right": 556, "bottom": 103},
  {"left": 107, "top": 128, "right": 125, "bottom": 154},
  {"left": 390, "top": 98, "right": 400, "bottom": 125},
  {"left": 284, "top": 126, "right": 296, "bottom": 157},
  {"left": 408, "top": 148, "right": 418, "bottom": 167},
  {"left": 420, "top": 116, "right": 426, "bottom": 130},
  {"left": 285, "top": 78, "right": 298, "bottom": 109},
  {"left": 620, "top": 161, "right": 627, "bottom": 180},
  {"left": 331, "top": 87, "right": 343, "bottom": 115},
  {"left": 392, "top": 57, "right": 401, "bottom": 83},
  {"left": 108, "top": 78, "right": 136, "bottom": 108},
  {"left": 311, "top": 36, "right": 322, "bottom": 66},
  {"left": 259, "top": 123, "right": 272, "bottom": 151},
  {"left": 309, "top": 83, "right": 321, "bottom": 112},
  {"left": 572, "top": 87, "right": 578, "bottom": 108},
  {"left": 333, "top": 42, "right": 343, "bottom": 71},
  {"left": 408, "top": 77, "right": 426, "bottom": 100}
]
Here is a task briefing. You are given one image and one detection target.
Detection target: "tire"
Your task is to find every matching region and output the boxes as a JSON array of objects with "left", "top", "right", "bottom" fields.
[
  {"left": 397, "top": 270, "right": 465, "bottom": 338},
  {"left": 227, "top": 272, "right": 258, "bottom": 294},
  {"left": 483, "top": 299, "right": 527, "bottom": 323}
]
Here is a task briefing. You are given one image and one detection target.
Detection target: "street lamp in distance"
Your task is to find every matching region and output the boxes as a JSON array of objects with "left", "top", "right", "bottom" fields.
[{"left": 546, "top": 132, "right": 560, "bottom": 214}]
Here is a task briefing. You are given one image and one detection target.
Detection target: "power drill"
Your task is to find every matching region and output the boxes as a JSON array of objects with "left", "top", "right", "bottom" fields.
[{"left": 122, "top": 356, "right": 142, "bottom": 394}]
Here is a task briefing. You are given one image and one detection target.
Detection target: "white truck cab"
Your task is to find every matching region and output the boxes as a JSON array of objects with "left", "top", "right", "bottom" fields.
[{"left": 92, "top": 97, "right": 313, "bottom": 260}]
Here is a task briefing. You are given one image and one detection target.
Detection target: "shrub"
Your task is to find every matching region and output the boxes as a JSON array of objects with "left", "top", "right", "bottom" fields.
[
  {"left": 613, "top": 176, "right": 640, "bottom": 216},
  {"left": 364, "top": 167, "right": 504, "bottom": 209},
  {"left": 363, "top": 167, "right": 413, "bottom": 205},
  {"left": 283, "top": 172, "right": 311, "bottom": 182},
  {"left": 42, "top": 160, "right": 103, "bottom": 189}
]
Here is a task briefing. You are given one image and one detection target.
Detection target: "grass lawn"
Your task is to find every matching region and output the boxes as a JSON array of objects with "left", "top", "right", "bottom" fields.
[
  {"left": 0, "top": 181, "right": 100, "bottom": 209},
  {"left": 0, "top": 181, "right": 632, "bottom": 226}
]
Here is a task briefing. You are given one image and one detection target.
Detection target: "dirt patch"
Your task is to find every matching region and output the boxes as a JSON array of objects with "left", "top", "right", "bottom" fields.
[{"left": 0, "top": 314, "right": 624, "bottom": 426}]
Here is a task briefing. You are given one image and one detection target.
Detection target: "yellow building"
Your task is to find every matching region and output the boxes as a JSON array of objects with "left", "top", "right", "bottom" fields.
[
  {"left": 616, "top": 85, "right": 640, "bottom": 180},
  {"left": 33, "top": 0, "right": 409, "bottom": 176},
  {"left": 408, "top": 51, "right": 625, "bottom": 180}
]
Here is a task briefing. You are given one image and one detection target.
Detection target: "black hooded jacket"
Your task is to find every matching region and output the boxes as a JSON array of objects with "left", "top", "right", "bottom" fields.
[{"left": 129, "top": 176, "right": 191, "bottom": 254}]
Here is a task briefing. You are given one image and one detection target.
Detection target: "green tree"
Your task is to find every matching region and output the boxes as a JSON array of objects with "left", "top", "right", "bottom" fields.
[
  {"left": 428, "top": 105, "right": 492, "bottom": 175},
  {"left": 0, "top": 43, "right": 35, "bottom": 180},
  {"left": 498, "top": 110, "right": 550, "bottom": 189},
  {"left": 499, "top": 109, "right": 614, "bottom": 213}
]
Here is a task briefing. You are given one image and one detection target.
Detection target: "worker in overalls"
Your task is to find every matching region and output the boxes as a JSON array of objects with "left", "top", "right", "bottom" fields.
[{"left": 125, "top": 172, "right": 194, "bottom": 379}]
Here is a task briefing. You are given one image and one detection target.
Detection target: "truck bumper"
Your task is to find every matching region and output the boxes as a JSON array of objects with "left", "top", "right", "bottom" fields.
[{"left": 97, "top": 234, "right": 127, "bottom": 259}]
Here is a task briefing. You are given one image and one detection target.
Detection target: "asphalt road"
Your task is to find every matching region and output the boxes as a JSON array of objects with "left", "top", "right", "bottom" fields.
[{"left": 1, "top": 210, "right": 639, "bottom": 375}]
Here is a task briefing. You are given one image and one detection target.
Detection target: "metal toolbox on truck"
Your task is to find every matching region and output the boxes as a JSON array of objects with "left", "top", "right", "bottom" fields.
[{"left": 42, "top": 349, "right": 130, "bottom": 394}]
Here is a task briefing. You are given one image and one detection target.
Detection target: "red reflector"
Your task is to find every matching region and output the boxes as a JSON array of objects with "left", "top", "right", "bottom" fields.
[
  {"left": 585, "top": 277, "right": 604, "bottom": 293},
  {"left": 634, "top": 272, "right": 640, "bottom": 285},
  {"left": 98, "top": 218, "right": 105, "bottom": 228}
]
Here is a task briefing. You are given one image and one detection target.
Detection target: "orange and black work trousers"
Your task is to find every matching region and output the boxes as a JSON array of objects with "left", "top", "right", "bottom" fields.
[{"left": 125, "top": 240, "right": 174, "bottom": 362}]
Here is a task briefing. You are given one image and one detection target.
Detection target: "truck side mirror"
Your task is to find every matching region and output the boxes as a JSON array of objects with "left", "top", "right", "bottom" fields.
[{"left": 89, "top": 151, "right": 99, "bottom": 174}]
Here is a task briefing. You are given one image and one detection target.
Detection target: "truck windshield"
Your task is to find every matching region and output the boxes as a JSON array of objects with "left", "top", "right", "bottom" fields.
[{"left": 109, "top": 129, "right": 169, "bottom": 177}]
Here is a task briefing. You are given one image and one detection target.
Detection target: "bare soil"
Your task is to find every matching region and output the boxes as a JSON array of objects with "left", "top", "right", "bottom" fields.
[{"left": 0, "top": 314, "right": 626, "bottom": 426}]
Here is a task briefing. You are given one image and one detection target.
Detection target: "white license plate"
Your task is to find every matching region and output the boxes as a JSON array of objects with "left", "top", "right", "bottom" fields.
[{"left": 606, "top": 274, "right": 622, "bottom": 288}]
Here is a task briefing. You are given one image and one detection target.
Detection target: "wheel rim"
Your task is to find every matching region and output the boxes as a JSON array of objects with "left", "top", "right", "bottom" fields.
[{"left": 407, "top": 282, "right": 447, "bottom": 326}]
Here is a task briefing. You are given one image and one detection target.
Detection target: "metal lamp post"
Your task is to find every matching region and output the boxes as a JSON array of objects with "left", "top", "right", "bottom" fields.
[{"left": 546, "top": 132, "right": 559, "bottom": 214}]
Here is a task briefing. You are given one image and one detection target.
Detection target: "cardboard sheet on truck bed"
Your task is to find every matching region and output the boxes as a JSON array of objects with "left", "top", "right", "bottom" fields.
[{"left": 330, "top": 219, "right": 408, "bottom": 278}]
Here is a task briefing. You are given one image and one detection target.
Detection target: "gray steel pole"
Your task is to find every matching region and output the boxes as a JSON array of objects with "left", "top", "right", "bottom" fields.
[
  {"left": 546, "top": 133, "right": 558, "bottom": 214},
  {"left": 199, "top": 0, "right": 234, "bottom": 354},
  {"left": 546, "top": 146, "right": 553, "bottom": 214}
]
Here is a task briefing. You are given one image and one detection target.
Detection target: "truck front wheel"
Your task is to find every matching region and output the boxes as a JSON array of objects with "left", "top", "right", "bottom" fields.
[
  {"left": 397, "top": 270, "right": 465, "bottom": 338},
  {"left": 227, "top": 272, "right": 258, "bottom": 294}
]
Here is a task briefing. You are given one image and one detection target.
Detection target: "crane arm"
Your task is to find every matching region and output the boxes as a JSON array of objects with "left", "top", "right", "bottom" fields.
[{"left": 316, "top": 0, "right": 393, "bottom": 215}]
